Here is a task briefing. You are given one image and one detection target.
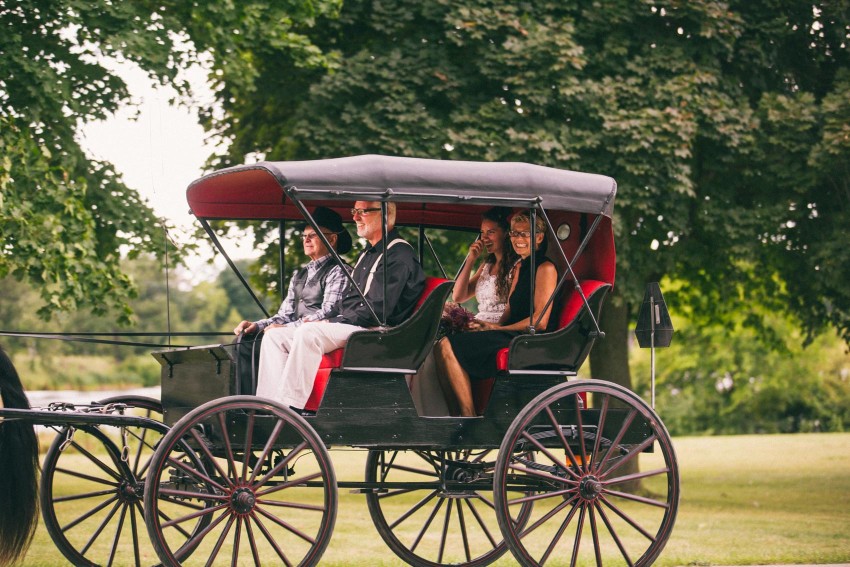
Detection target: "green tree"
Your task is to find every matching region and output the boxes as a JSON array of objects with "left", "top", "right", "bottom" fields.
[
  {"left": 0, "top": 0, "right": 339, "bottom": 323},
  {"left": 204, "top": 0, "right": 850, "bottom": 397},
  {"left": 632, "top": 307, "right": 850, "bottom": 435}
]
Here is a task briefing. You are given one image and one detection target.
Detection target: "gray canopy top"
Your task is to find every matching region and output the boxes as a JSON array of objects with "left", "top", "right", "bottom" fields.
[{"left": 187, "top": 154, "right": 617, "bottom": 221}]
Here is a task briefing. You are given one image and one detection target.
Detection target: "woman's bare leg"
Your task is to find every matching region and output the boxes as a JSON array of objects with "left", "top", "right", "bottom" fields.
[
  {"left": 433, "top": 340, "right": 461, "bottom": 416},
  {"left": 434, "top": 338, "right": 476, "bottom": 417}
]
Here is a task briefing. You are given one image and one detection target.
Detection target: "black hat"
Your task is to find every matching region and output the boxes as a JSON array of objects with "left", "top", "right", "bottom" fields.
[{"left": 302, "top": 207, "right": 352, "bottom": 254}]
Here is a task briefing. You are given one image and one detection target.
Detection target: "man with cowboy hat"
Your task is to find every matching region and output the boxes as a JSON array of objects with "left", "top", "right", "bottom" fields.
[
  {"left": 254, "top": 201, "right": 425, "bottom": 415},
  {"left": 233, "top": 206, "right": 353, "bottom": 334}
]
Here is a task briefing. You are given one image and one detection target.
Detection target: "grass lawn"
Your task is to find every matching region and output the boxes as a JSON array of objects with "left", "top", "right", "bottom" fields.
[{"left": 18, "top": 432, "right": 850, "bottom": 566}]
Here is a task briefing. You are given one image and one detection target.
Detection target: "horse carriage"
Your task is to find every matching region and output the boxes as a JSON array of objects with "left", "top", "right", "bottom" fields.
[{"left": 0, "top": 155, "right": 679, "bottom": 566}]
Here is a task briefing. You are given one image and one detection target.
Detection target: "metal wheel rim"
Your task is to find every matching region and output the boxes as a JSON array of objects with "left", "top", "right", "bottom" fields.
[
  {"left": 38, "top": 396, "right": 178, "bottom": 567},
  {"left": 494, "top": 380, "right": 679, "bottom": 567},
  {"left": 365, "top": 448, "right": 533, "bottom": 567},
  {"left": 143, "top": 395, "right": 337, "bottom": 567}
]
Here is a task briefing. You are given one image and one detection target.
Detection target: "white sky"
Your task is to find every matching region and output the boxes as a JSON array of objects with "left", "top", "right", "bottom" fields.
[
  {"left": 78, "top": 62, "right": 210, "bottom": 232},
  {"left": 77, "top": 61, "right": 256, "bottom": 276}
]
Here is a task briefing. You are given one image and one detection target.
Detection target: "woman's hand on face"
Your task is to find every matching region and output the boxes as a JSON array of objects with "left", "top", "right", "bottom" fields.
[{"left": 468, "top": 239, "right": 485, "bottom": 261}]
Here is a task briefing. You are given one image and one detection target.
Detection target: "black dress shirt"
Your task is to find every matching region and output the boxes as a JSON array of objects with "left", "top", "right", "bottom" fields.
[{"left": 331, "top": 228, "right": 425, "bottom": 327}]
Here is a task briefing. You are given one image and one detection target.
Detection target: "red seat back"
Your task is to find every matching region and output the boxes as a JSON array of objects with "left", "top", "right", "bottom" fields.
[
  {"left": 495, "top": 279, "right": 606, "bottom": 373},
  {"left": 416, "top": 276, "right": 450, "bottom": 310},
  {"left": 557, "top": 280, "right": 608, "bottom": 328}
]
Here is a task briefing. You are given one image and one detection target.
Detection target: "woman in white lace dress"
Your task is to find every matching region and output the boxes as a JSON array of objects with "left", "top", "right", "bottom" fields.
[
  {"left": 410, "top": 207, "right": 516, "bottom": 415},
  {"left": 452, "top": 207, "right": 517, "bottom": 323}
]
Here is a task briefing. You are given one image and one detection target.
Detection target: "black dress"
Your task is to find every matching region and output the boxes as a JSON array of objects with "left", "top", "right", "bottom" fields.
[{"left": 449, "top": 256, "right": 554, "bottom": 381}]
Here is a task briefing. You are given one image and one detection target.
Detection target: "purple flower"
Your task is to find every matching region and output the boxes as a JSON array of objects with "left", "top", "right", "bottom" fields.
[{"left": 439, "top": 303, "right": 476, "bottom": 337}]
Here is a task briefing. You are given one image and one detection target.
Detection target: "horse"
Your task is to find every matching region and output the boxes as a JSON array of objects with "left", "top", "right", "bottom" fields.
[{"left": 0, "top": 344, "right": 39, "bottom": 566}]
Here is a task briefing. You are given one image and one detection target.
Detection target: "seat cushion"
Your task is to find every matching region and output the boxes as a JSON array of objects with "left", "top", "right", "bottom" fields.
[
  {"left": 306, "top": 277, "right": 451, "bottom": 411},
  {"left": 304, "top": 368, "right": 331, "bottom": 412},
  {"left": 319, "top": 348, "right": 344, "bottom": 369},
  {"left": 417, "top": 276, "right": 450, "bottom": 310}
]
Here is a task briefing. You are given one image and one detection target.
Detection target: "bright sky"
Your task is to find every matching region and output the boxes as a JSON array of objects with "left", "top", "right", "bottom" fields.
[
  {"left": 78, "top": 62, "right": 211, "bottom": 232},
  {"left": 77, "top": 61, "right": 254, "bottom": 274}
]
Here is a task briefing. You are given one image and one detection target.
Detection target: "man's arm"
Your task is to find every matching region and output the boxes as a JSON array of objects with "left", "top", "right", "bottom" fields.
[
  {"left": 254, "top": 269, "right": 299, "bottom": 330},
  {"left": 367, "top": 243, "right": 424, "bottom": 326}
]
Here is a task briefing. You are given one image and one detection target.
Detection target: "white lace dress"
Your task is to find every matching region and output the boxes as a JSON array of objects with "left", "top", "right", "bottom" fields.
[{"left": 474, "top": 263, "right": 507, "bottom": 323}]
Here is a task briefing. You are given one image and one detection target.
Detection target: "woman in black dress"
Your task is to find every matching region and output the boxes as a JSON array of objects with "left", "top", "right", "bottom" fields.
[{"left": 435, "top": 212, "right": 558, "bottom": 416}]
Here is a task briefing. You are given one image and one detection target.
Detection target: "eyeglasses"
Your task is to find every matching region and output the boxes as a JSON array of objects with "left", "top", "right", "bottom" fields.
[
  {"left": 509, "top": 230, "right": 532, "bottom": 238},
  {"left": 301, "top": 232, "right": 333, "bottom": 241},
  {"left": 350, "top": 207, "right": 381, "bottom": 217}
]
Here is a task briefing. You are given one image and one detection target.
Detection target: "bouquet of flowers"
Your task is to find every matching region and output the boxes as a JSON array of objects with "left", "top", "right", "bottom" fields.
[{"left": 439, "top": 302, "right": 476, "bottom": 338}]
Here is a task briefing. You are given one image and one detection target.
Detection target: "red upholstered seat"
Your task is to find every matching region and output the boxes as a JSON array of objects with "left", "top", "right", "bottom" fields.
[
  {"left": 471, "top": 279, "right": 606, "bottom": 415},
  {"left": 304, "top": 276, "right": 450, "bottom": 412},
  {"left": 416, "top": 275, "right": 447, "bottom": 310},
  {"left": 319, "top": 348, "right": 344, "bottom": 369},
  {"left": 305, "top": 368, "right": 332, "bottom": 411}
]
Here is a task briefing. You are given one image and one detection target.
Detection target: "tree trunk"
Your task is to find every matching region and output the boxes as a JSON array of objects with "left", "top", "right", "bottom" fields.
[
  {"left": 589, "top": 289, "right": 632, "bottom": 391},
  {"left": 589, "top": 288, "right": 641, "bottom": 492}
]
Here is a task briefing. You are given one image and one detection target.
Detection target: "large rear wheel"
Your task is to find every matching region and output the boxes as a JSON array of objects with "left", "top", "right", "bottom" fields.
[
  {"left": 494, "top": 380, "right": 679, "bottom": 566},
  {"left": 144, "top": 395, "right": 337, "bottom": 567}
]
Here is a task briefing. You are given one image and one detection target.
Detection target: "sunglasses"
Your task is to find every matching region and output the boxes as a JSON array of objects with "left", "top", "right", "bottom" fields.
[{"left": 350, "top": 207, "right": 381, "bottom": 217}]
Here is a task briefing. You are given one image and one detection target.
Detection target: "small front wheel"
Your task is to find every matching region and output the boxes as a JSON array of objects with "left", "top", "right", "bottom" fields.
[
  {"left": 494, "top": 380, "right": 679, "bottom": 566},
  {"left": 144, "top": 395, "right": 337, "bottom": 566},
  {"left": 39, "top": 396, "right": 166, "bottom": 567},
  {"left": 365, "top": 449, "right": 532, "bottom": 567}
]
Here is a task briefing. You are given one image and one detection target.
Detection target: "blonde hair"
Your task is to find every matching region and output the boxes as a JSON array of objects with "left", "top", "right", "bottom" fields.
[{"left": 511, "top": 212, "right": 546, "bottom": 234}]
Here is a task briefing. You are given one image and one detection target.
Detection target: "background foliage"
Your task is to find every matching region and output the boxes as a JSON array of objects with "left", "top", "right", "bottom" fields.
[
  {"left": 0, "top": 0, "right": 340, "bottom": 322},
  {"left": 2, "top": 1, "right": 849, "bottom": 434},
  {"left": 197, "top": 0, "right": 850, "bottom": 398},
  {"left": 3, "top": 254, "right": 848, "bottom": 434}
]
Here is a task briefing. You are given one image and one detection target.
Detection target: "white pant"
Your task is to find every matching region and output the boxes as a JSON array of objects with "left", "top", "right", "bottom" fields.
[{"left": 256, "top": 322, "right": 362, "bottom": 408}]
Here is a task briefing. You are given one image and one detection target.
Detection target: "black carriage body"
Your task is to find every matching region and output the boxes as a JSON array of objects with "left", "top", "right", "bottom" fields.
[
  {"left": 151, "top": 276, "right": 650, "bottom": 451},
  {"left": 153, "top": 154, "right": 640, "bottom": 450},
  {"left": 153, "top": 351, "right": 650, "bottom": 452}
]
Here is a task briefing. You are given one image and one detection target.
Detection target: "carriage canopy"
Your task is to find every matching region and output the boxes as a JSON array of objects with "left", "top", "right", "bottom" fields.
[{"left": 186, "top": 154, "right": 617, "bottom": 225}]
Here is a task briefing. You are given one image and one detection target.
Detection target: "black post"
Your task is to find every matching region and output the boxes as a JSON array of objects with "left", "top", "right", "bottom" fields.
[
  {"left": 279, "top": 220, "right": 286, "bottom": 302},
  {"left": 528, "top": 207, "right": 537, "bottom": 334},
  {"left": 381, "top": 200, "right": 389, "bottom": 327}
]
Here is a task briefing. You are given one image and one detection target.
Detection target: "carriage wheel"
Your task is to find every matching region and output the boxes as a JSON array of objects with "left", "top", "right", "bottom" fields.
[
  {"left": 144, "top": 395, "right": 337, "bottom": 567},
  {"left": 39, "top": 395, "right": 202, "bottom": 567},
  {"left": 365, "top": 449, "right": 533, "bottom": 567},
  {"left": 494, "top": 381, "right": 679, "bottom": 567}
]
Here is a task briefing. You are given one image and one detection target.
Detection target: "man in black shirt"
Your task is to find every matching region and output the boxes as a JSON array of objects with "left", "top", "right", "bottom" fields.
[{"left": 256, "top": 201, "right": 425, "bottom": 412}]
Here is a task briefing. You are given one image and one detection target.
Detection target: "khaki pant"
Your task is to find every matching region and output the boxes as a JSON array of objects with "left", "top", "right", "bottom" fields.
[{"left": 256, "top": 322, "right": 362, "bottom": 408}]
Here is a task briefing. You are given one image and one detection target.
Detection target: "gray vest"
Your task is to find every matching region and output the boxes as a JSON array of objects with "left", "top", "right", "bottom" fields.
[{"left": 291, "top": 261, "right": 336, "bottom": 320}]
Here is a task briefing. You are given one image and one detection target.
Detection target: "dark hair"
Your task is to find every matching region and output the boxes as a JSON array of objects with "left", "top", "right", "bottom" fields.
[
  {"left": 0, "top": 345, "right": 40, "bottom": 565},
  {"left": 481, "top": 207, "right": 517, "bottom": 301}
]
